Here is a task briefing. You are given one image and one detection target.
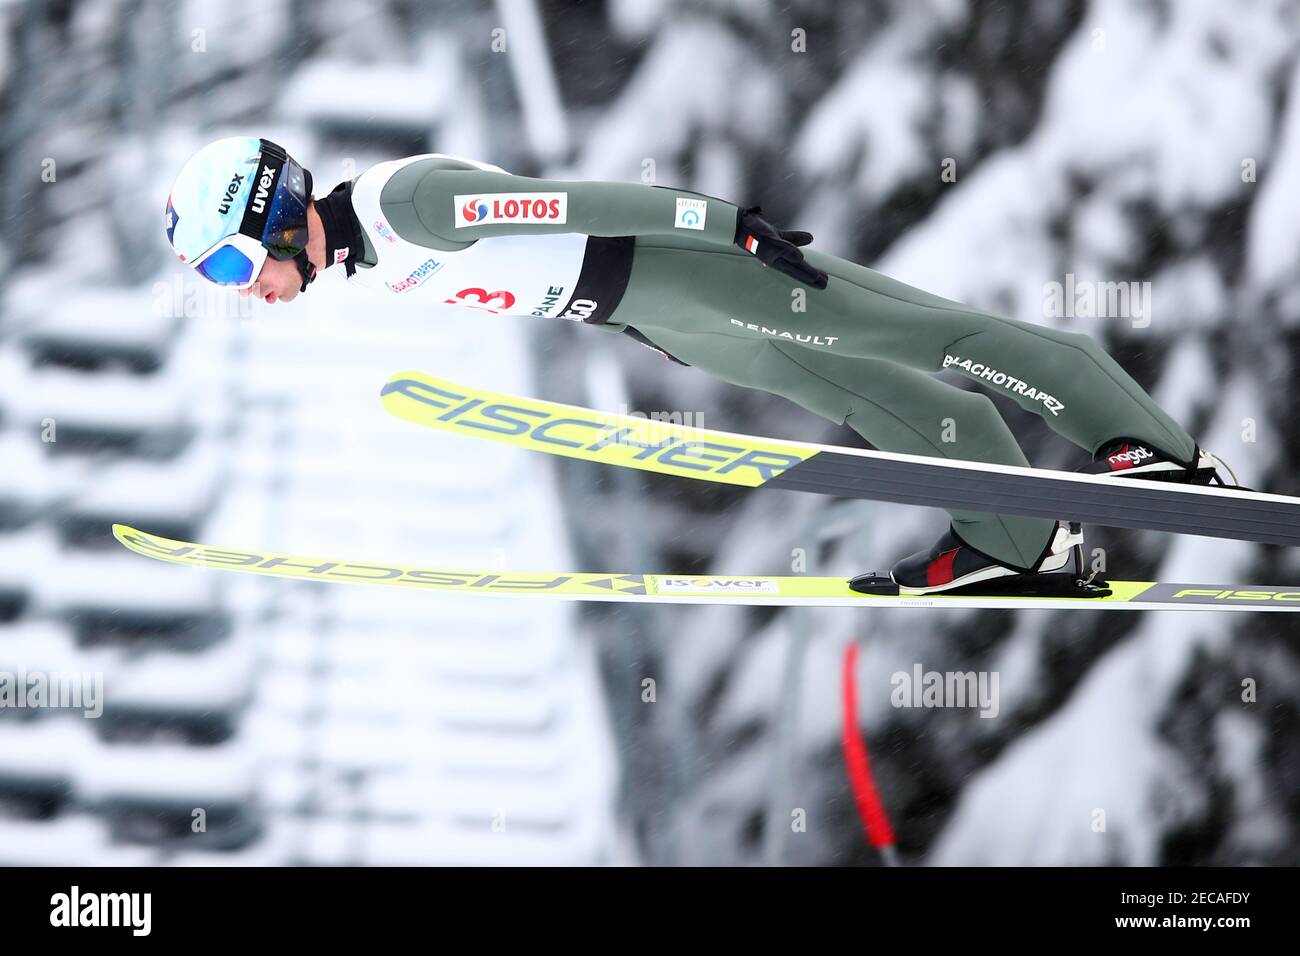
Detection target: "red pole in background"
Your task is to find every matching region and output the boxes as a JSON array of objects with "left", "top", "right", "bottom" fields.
[{"left": 841, "top": 641, "right": 900, "bottom": 866}]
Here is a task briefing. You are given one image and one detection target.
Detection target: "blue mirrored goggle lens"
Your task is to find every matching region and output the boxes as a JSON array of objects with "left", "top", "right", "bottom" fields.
[{"left": 195, "top": 243, "right": 256, "bottom": 286}]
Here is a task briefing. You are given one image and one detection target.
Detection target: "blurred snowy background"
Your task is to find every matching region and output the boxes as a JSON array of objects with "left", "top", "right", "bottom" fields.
[{"left": 1, "top": 0, "right": 1298, "bottom": 865}]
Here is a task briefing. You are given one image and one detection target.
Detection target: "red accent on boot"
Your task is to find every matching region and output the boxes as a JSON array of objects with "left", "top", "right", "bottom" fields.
[{"left": 927, "top": 548, "right": 959, "bottom": 587}]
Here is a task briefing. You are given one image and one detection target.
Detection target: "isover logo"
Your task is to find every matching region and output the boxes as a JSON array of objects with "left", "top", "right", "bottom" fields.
[
  {"left": 658, "top": 578, "right": 780, "bottom": 594},
  {"left": 453, "top": 193, "right": 567, "bottom": 228},
  {"left": 380, "top": 377, "right": 809, "bottom": 486}
]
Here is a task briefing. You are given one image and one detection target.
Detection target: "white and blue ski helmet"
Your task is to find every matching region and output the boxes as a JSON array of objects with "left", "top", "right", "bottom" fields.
[{"left": 165, "top": 136, "right": 313, "bottom": 286}]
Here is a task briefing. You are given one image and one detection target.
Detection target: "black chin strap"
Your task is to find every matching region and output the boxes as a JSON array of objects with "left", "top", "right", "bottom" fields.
[{"left": 294, "top": 249, "right": 317, "bottom": 293}]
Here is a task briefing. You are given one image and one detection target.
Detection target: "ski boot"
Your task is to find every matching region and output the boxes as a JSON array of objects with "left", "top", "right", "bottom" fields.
[
  {"left": 1081, "top": 439, "right": 1241, "bottom": 487},
  {"left": 849, "top": 521, "right": 1110, "bottom": 598}
]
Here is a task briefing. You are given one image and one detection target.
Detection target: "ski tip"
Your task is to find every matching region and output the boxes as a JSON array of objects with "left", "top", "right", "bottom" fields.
[
  {"left": 112, "top": 524, "right": 170, "bottom": 554},
  {"left": 378, "top": 370, "right": 433, "bottom": 399},
  {"left": 111, "top": 523, "right": 150, "bottom": 553},
  {"left": 381, "top": 369, "right": 431, "bottom": 388}
]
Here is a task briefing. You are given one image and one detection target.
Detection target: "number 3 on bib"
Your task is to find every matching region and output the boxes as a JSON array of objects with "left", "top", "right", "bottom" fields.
[{"left": 446, "top": 287, "right": 517, "bottom": 313}]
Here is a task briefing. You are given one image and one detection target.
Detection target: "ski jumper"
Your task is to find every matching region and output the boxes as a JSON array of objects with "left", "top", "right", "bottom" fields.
[{"left": 340, "top": 154, "right": 1197, "bottom": 569}]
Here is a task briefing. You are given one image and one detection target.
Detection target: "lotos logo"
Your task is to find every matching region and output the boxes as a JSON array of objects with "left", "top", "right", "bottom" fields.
[
  {"left": 659, "top": 578, "right": 781, "bottom": 594},
  {"left": 1108, "top": 445, "right": 1154, "bottom": 468},
  {"left": 250, "top": 163, "right": 277, "bottom": 215},
  {"left": 453, "top": 192, "right": 568, "bottom": 228},
  {"left": 217, "top": 173, "right": 244, "bottom": 215}
]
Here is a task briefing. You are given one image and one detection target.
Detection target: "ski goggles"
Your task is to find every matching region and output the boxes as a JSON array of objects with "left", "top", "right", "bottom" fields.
[
  {"left": 190, "top": 142, "right": 313, "bottom": 288},
  {"left": 189, "top": 233, "right": 269, "bottom": 289}
]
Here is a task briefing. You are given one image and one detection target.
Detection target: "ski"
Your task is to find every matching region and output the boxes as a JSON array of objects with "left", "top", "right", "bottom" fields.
[
  {"left": 114, "top": 525, "right": 1300, "bottom": 612},
  {"left": 380, "top": 370, "right": 1300, "bottom": 548}
]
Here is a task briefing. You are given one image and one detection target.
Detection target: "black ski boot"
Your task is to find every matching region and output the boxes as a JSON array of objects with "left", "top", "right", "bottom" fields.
[
  {"left": 1080, "top": 439, "right": 1238, "bottom": 486},
  {"left": 849, "top": 521, "right": 1110, "bottom": 598}
]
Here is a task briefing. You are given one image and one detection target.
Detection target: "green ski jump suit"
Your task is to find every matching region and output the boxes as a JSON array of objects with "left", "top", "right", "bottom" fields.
[{"left": 352, "top": 158, "right": 1197, "bottom": 569}]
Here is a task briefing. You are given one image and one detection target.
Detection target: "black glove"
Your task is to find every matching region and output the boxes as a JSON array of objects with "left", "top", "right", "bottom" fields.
[{"left": 734, "top": 206, "right": 828, "bottom": 290}]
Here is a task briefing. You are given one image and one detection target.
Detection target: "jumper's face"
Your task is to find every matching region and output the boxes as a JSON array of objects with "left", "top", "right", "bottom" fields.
[{"left": 239, "top": 255, "right": 303, "bottom": 304}]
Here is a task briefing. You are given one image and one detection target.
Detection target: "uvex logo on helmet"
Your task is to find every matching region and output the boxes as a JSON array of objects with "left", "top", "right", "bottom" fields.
[
  {"left": 217, "top": 173, "right": 245, "bottom": 215},
  {"left": 1109, "top": 445, "right": 1154, "bottom": 467},
  {"left": 250, "top": 163, "right": 278, "bottom": 215}
]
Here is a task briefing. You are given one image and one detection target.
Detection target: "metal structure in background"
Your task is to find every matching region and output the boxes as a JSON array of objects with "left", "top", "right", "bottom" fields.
[
  {"left": 761, "top": 500, "right": 874, "bottom": 866},
  {"left": 494, "top": 0, "right": 570, "bottom": 165}
]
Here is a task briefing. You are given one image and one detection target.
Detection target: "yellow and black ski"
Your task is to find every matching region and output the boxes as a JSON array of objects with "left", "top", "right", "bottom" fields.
[
  {"left": 379, "top": 370, "right": 1300, "bottom": 548},
  {"left": 114, "top": 525, "right": 1300, "bottom": 612}
]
